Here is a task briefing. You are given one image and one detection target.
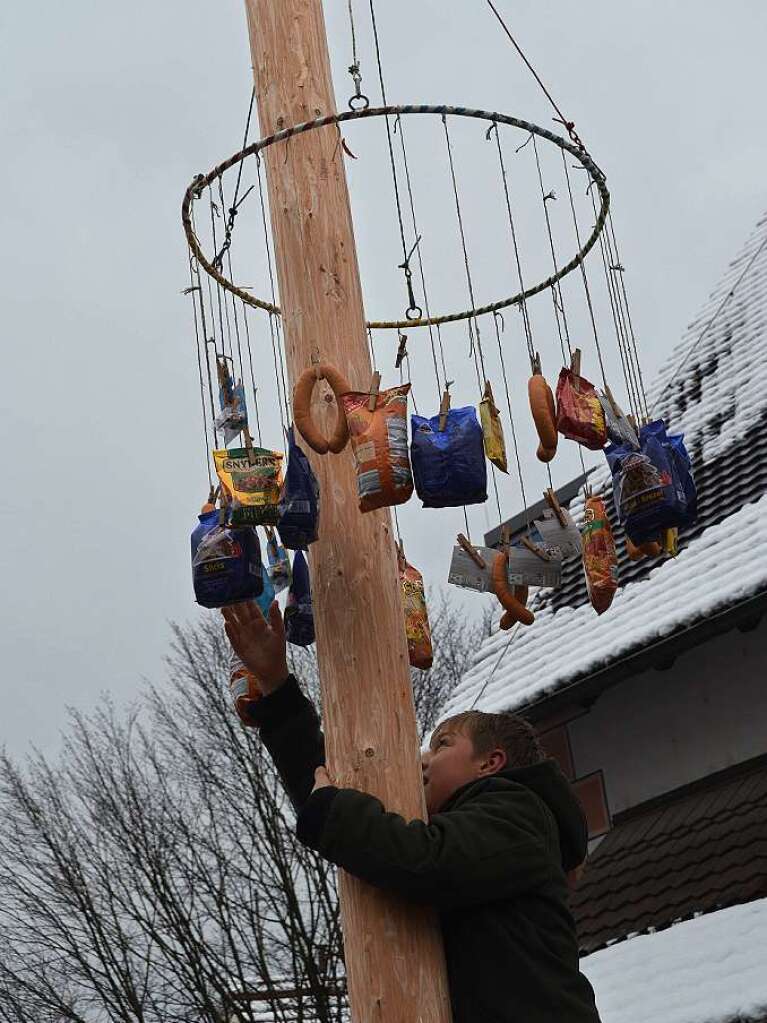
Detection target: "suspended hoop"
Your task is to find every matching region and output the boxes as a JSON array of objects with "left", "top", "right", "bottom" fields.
[{"left": 181, "top": 103, "right": 610, "bottom": 331}]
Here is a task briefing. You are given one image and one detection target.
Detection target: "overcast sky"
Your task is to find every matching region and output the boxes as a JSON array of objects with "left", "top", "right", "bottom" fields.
[{"left": 1, "top": 1, "right": 765, "bottom": 760}]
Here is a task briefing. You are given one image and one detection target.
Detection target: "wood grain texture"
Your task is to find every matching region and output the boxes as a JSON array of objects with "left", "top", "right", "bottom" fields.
[{"left": 243, "top": 2, "right": 452, "bottom": 1020}]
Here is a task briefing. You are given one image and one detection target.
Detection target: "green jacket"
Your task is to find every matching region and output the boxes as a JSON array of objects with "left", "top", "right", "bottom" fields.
[{"left": 252, "top": 676, "right": 600, "bottom": 1023}]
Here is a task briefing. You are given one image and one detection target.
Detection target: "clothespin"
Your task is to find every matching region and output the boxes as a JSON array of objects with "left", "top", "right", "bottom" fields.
[
  {"left": 243, "top": 429, "right": 257, "bottom": 466},
  {"left": 626, "top": 414, "right": 638, "bottom": 432},
  {"left": 457, "top": 533, "right": 486, "bottom": 569},
  {"left": 544, "top": 488, "right": 568, "bottom": 529},
  {"left": 532, "top": 352, "right": 542, "bottom": 376},
  {"left": 396, "top": 537, "right": 406, "bottom": 567},
  {"left": 367, "top": 371, "right": 381, "bottom": 411},
  {"left": 584, "top": 483, "right": 593, "bottom": 499},
  {"left": 395, "top": 333, "right": 408, "bottom": 370},
  {"left": 218, "top": 488, "right": 230, "bottom": 526},
  {"left": 310, "top": 346, "right": 322, "bottom": 381},
  {"left": 482, "top": 379, "right": 499, "bottom": 416},
  {"left": 521, "top": 535, "right": 551, "bottom": 562},
  {"left": 603, "top": 382, "right": 623, "bottom": 420},
  {"left": 570, "top": 348, "right": 582, "bottom": 392},
  {"left": 439, "top": 381, "right": 453, "bottom": 431}
]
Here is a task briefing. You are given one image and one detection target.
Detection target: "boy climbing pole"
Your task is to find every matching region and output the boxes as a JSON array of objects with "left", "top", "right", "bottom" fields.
[{"left": 223, "top": 599, "right": 602, "bottom": 1023}]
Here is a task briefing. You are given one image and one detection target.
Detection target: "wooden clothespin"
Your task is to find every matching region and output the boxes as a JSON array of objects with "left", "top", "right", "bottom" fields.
[
  {"left": 531, "top": 352, "right": 542, "bottom": 376},
  {"left": 439, "top": 381, "right": 453, "bottom": 431},
  {"left": 603, "top": 381, "right": 623, "bottom": 420},
  {"left": 396, "top": 537, "right": 406, "bottom": 566},
  {"left": 544, "top": 488, "right": 568, "bottom": 529},
  {"left": 570, "top": 348, "right": 582, "bottom": 392},
  {"left": 395, "top": 333, "right": 408, "bottom": 369},
  {"left": 521, "top": 535, "right": 551, "bottom": 562},
  {"left": 482, "top": 379, "right": 499, "bottom": 415},
  {"left": 626, "top": 414, "right": 638, "bottom": 432},
  {"left": 310, "top": 346, "right": 322, "bottom": 380},
  {"left": 218, "top": 488, "right": 230, "bottom": 526},
  {"left": 457, "top": 533, "right": 486, "bottom": 569},
  {"left": 243, "top": 429, "right": 257, "bottom": 465},
  {"left": 367, "top": 371, "right": 381, "bottom": 411}
]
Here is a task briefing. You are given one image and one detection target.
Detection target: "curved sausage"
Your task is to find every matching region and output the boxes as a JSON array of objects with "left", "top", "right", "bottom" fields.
[
  {"left": 293, "top": 363, "right": 351, "bottom": 455},
  {"left": 536, "top": 442, "right": 557, "bottom": 464},
  {"left": 492, "top": 552, "right": 535, "bottom": 627},
  {"left": 528, "top": 373, "right": 558, "bottom": 454}
]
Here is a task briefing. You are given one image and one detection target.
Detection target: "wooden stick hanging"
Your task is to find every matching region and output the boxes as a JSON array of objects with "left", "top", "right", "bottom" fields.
[
  {"left": 439, "top": 381, "right": 453, "bottom": 431},
  {"left": 521, "top": 535, "right": 551, "bottom": 562},
  {"left": 544, "top": 488, "right": 568, "bottom": 528},
  {"left": 456, "top": 532, "right": 485, "bottom": 569},
  {"left": 367, "top": 371, "right": 381, "bottom": 411}
]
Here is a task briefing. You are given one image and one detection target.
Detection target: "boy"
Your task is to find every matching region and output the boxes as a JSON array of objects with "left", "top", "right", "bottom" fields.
[{"left": 223, "top": 600, "right": 601, "bottom": 1023}]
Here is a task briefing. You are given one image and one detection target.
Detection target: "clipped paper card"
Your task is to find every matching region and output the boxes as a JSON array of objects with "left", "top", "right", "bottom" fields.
[
  {"left": 535, "top": 507, "right": 582, "bottom": 558},
  {"left": 448, "top": 541, "right": 562, "bottom": 592},
  {"left": 448, "top": 544, "right": 496, "bottom": 593}
]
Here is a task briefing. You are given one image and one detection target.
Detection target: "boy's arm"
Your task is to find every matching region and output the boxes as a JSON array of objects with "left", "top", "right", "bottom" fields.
[
  {"left": 248, "top": 675, "right": 325, "bottom": 811},
  {"left": 296, "top": 785, "right": 560, "bottom": 909}
]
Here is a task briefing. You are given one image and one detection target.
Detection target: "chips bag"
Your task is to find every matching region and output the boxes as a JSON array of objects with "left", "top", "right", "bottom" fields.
[
  {"left": 191, "top": 509, "right": 264, "bottom": 608},
  {"left": 229, "top": 646, "right": 262, "bottom": 727},
  {"left": 341, "top": 384, "right": 413, "bottom": 513},
  {"left": 284, "top": 549, "right": 314, "bottom": 647},
  {"left": 277, "top": 426, "right": 320, "bottom": 549},
  {"left": 265, "top": 526, "right": 291, "bottom": 594},
  {"left": 556, "top": 368, "right": 608, "bottom": 450},
  {"left": 605, "top": 419, "right": 696, "bottom": 543},
  {"left": 581, "top": 495, "right": 619, "bottom": 615},
  {"left": 215, "top": 381, "right": 248, "bottom": 447},
  {"left": 398, "top": 550, "right": 433, "bottom": 670},
  {"left": 214, "top": 446, "right": 283, "bottom": 527},
  {"left": 598, "top": 392, "right": 639, "bottom": 449},
  {"left": 479, "top": 396, "right": 508, "bottom": 473},
  {"left": 410, "top": 406, "right": 487, "bottom": 508}
]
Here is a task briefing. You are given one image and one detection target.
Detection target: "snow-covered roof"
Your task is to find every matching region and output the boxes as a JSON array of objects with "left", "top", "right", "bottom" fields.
[
  {"left": 581, "top": 897, "right": 767, "bottom": 1023},
  {"left": 445, "top": 212, "right": 767, "bottom": 716}
]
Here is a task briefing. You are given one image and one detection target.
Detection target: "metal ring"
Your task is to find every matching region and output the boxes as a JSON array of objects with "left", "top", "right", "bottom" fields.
[
  {"left": 405, "top": 305, "right": 423, "bottom": 321},
  {"left": 181, "top": 103, "right": 610, "bottom": 330},
  {"left": 348, "top": 93, "right": 370, "bottom": 112}
]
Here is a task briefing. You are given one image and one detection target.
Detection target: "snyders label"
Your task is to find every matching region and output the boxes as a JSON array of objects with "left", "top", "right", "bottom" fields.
[{"left": 223, "top": 456, "right": 273, "bottom": 472}]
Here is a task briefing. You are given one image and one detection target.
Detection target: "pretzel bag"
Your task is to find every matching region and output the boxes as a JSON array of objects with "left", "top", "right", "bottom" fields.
[
  {"left": 398, "top": 551, "right": 433, "bottom": 670},
  {"left": 581, "top": 495, "right": 618, "bottom": 615},
  {"left": 341, "top": 384, "right": 413, "bottom": 513},
  {"left": 214, "top": 447, "right": 283, "bottom": 527},
  {"left": 284, "top": 549, "right": 315, "bottom": 647},
  {"left": 277, "top": 427, "right": 320, "bottom": 549},
  {"left": 410, "top": 406, "right": 487, "bottom": 508},
  {"left": 191, "top": 509, "right": 264, "bottom": 608},
  {"left": 556, "top": 368, "right": 608, "bottom": 450}
]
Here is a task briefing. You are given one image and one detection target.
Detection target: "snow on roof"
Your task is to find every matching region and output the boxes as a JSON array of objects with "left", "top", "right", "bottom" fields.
[
  {"left": 581, "top": 897, "right": 767, "bottom": 1023},
  {"left": 445, "top": 212, "right": 767, "bottom": 716}
]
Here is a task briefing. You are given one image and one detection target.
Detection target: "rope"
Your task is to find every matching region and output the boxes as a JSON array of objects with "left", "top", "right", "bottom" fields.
[
  {"left": 187, "top": 254, "right": 213, "bottom": 487},
  {"left": 531, "top": 136, "right": 571, "bottom": 363},
  {"left": 190, "top": 208, "right": 220, "bottom": 451},
  {"left": 492, "top": 311, "right": 530, "bottom": 532},
  {"left": 606, "top": 212, "right": 649, "bottom": 419},
  {"left": 560, "top": 150, "right": 608, "bottom": 388},
  {"left": 441, "top": 113, "right": 488, "bottom": 391},
  {"left": 469, "top": 621, "right": 522, "bottom": 710},
  {"left": 240, "top": 303, "right": 263, "bottom": 446},
  {"left": 652, "top": 231, "right": 767, "bottom": 415}
]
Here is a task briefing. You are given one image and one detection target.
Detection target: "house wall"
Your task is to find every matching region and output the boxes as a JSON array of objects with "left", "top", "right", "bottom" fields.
[{"left": 565, "top": 617, "right": 767, "bottom": 818}]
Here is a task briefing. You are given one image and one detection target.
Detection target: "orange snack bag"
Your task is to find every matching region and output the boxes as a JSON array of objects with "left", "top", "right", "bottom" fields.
[
  {"left": 556, "top": 368, "right": 608, "bottom": 450},
  {"left": 341, "top": 384, "right": 413, "bottom": 513},
  {"left": 581, "top": 495, "right": 619, "bottom": 615},
  {"left": 398, "top": 549, "right": 433, "bottom": 670},
  {"left": 229, "top": 647, "right": 263, "bottom": 727}
]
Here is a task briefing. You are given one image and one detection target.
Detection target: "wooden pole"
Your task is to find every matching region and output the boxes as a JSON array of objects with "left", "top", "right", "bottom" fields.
[{"left": 243, "top": 3, "right": 453, "bottom": 1021}]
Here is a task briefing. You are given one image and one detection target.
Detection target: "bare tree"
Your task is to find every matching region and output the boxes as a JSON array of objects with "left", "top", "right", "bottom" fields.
[{"left": 0, "top": 589, "right": 489, "bottom": 1022}]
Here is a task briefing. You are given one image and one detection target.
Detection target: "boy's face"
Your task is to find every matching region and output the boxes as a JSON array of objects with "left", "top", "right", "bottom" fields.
[{"left": 421, "top": 722, "right": 507, "bottom": 816}]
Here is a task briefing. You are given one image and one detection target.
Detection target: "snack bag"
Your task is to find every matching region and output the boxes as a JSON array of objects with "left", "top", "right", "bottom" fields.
[
  {"left": 581, "top": 495, "right": 618, "bottom": 615},
  {"left": 598, "top": 391, "right": 639, "bottom": 449},
  {"left": 277, "top": 426, "right": 320, "bottom": 549},
  {"left": 215, "top": 381, "right": 248, "bottom": 447},
  {"left": 605, "top": 419, "right": 695, "bottom": 542},
  {"left": 265, "top": 526, "right": 291, "bottom": 594},
  {"left": 229, "top": 646, "right": 262, "bottom": 727},
  {"left": 398, "top": 550, "right": 433, "bottom": 670},
  {"left": 191, "top": 510, "right": 264, "bottom": 608},
  {"left": 284, "top": 549, "right": 314, "bottom": 647},
  {"left": 556, "top": 368, "right": 608, "bottom": 450},
  {"left": 341, "top": 384, "right": 413, "bottom": 513},
  {"left": 410, "top": 406, "right": 487, "bottom": 508},
  {"left": 479, "top": 395, "right": 508, "bottom": 473},
  {"left": 214, "top": 446, "right": 283, "bottom": 527}
]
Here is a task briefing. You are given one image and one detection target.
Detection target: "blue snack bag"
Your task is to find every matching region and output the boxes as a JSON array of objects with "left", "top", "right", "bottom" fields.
[
  {"left": 277, "top": 427, "right": 320, "bottom": 550},
  {"left": 284, "top": 549, "right": 314, "bottom": 647},
  {"left": 410, "top": 406, "right": 487, "bottom": 508},
  {"left": 265, "top": 526, "right": 291, "bottom": 594},
  {"left": 191, "top": 509, "right": 264, "bottom": 608},
  {"left": 255, "top": 563, "right": 275, "bottom": 616}
]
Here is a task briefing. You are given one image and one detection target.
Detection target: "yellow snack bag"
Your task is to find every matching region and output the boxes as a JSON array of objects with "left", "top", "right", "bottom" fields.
[
  {"left": 479, "top": 388, "right": 508, "bottom": 474},
  {"left": 213, "top": 446, "right": 283, "bottom": 526}
]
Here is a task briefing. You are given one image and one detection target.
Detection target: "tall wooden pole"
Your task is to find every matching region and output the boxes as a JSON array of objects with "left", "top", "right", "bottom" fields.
[{"left": 243, "top": 2, "right": 453, "bottom": 1021}]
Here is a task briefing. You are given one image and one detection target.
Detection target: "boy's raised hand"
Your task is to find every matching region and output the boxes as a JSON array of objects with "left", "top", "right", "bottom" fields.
[{"left": 221, "top": 600, "right": 289, "bottom": 695}]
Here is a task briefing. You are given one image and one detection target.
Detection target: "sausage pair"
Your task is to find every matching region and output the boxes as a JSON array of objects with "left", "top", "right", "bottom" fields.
[{"left": 293, "top": 364, "right": 350, "bottom": 454}]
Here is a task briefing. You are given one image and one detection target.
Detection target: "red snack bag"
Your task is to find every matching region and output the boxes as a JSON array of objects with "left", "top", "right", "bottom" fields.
[
  {"left": 341, "top": 383, "right": 414, "bottom": 513},
  {"left": 398, "top": 549, "right": 433, "bottom": 670},
  {"left": 581, "top": 495, "right": 619, "bottom": 615},
  {"left": 556, "top": 368, "right": 608, "bottom": 450}
]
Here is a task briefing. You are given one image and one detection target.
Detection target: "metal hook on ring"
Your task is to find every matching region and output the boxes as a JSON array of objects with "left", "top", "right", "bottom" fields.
[
  {"left": 348, "top": 62, "right": 370, "bottom": 111},
  {"left": 399, "top": 235, "right": 423, "bottom": 320}
]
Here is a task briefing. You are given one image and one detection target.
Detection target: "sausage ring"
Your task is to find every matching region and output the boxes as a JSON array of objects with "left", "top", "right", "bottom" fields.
[
  {"left": 293, "top": 363, "right": 351, "bottom": 455},
  {"left": 492, "top": 552, "right": 535, "bottom": 628},
  {"left": 528, "top": 373, "right": 558, "bottom": 454}
]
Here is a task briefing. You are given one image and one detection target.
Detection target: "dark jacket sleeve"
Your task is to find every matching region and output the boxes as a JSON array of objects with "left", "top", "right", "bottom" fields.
[
  {"left": 248, "top": 675, "right": 325, "bottom": 810},
  {"left": 296, "top": 781, "right": 560, "bottom": 909}
]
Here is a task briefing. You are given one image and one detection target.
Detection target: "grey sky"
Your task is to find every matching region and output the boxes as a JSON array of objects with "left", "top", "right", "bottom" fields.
[{"left": 1, "top": 1, "right": 764, "bottom": 759}]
